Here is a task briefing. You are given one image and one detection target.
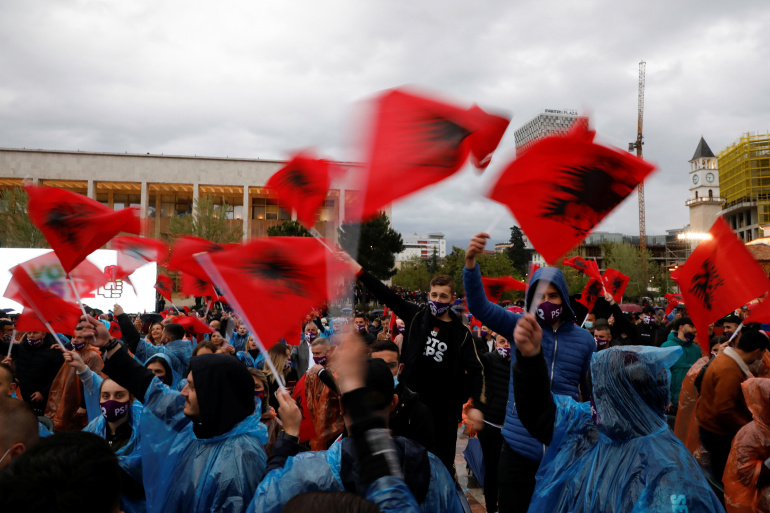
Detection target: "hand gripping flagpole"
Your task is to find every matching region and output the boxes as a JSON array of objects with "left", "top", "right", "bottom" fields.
[{"left": 195, "top": 252, "right": 286, "bottom": 389}]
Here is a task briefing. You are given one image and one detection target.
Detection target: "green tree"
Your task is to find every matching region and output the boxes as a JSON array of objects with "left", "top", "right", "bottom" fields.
[
  {"left": 168, "top": 195, "right": 243, "bottom": 244},
  {"left": 267, "top": 220, "right": 312, "bottom": 237},
  {"left": 556, "top": 249, "right": 590, "bottom": 296},
  {"left": 439, "top": 246, "right": 467, "bottom": 295},
  {"left": 392, "top": 256, "right": 432, "bottom": 291},
  {"left": 0, "top": 186, "right": 48, "bottom": 248},
  {"left": 505, "top": 225, "right": 529, "bottom": 277},
  {"left": 427, "top": 247, "right": 439, "bottom": 275},
  {"left": 339, "top": 213, "right": 405, "bottom": 280},
  {"left": 477, "top": 251, "right": 517, "bottom": 278},
  {"left": 604, "top": 243, "right": 657, "bottom": 299}
]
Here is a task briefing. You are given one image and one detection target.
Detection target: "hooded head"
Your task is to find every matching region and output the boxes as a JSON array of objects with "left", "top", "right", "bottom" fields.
[
  {"left": 144, "top": 354, "right": 178, "bottom": 387},
  {"left": 186, "top": 354, "right": 255, "bottom": 439},
  {"left": 742, "top": 378, "right": 770, "bottom": 427},
  {"left": 591, "top": 345, "right": 681, "bottom": 440},
  {"left": 525, "top": 267, "right": 575, "bottom": 325}
]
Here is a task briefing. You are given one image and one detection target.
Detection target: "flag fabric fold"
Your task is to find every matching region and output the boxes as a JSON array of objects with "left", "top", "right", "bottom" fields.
[
  {"left": 25, "top": 185, "right": 141, "bottom": 273},
  {"left": 16, "top": 251, "right": 108, "bottom": 303},
  {"left": 154, "top": 275, "right": 174, "bottom": 303},
  {"left": 356, "top": 87, "right": 509, "bottom": 220},
  {"left": 481, "top": 275, "right": 526, "bottom": 303},
  {"left": 673, "top": 217, "right": 770, "bottom": 353},
  {"left": 576, "top": 278, "right": 604, "bottom": 313},
  {"left": 113, "top": 236, "right": 168, "bottom": 278},
  {"left": 562, "top": 256, "right": 603, "bottom": 283},
  {"left": 4, "top": 265, "right": 82, "bottom": 334},
  {"left": 601, "top": 268, "right": 630, "bottom": 303},
  {"left": 488, "top": 123, "right": 656, "bottom": 265}
]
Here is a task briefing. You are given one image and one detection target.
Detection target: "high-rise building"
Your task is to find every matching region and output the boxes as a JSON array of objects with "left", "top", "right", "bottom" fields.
[
  {"left": 513, "top": 109, "right": 589, "bottom": 152},
  {"left": 686, "top": 137, "right": 723, "bottom": 236},
  {"left": 719, "top": 133, "right": 770, "bottom": 242},
  {"left": 395, "top": 233, "right": 446, "bottom": 262}
]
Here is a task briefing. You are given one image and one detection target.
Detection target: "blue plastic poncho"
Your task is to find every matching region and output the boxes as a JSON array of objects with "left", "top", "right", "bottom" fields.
[
  {"left": 229, "top": 332, "right": 249, "bottom": 352},
  {"left": 134, "top": 338, "right": 192, "bottom": 378},
  {"left": 235, "top": 350, "right": 265, "bottom": 370},
  {"left": 528, "top": 346, "right": 725, "bottom": 513},
  {"left": 143, "top": 353, "right": 183, "bottom": 387},
  {"left": 80, "top": 368, "right": 145, "bottom": 513},
  {"left": 139, "top": 378, "right": 268, "bottom": 513},
  {"left": 249, "top": 438, "right": 462, "bottom": 513}
]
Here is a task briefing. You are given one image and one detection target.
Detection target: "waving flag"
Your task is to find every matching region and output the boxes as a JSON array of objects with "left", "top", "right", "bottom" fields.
[
  {"left": 266, "top": 151, "right": 340, "bottom": 229},
  {"left": 180, "top": 273, "right": 216, "bottom": 299},
  {"left": 113, "top": 236, "right": 168, "bottom": 277},
  {"left": 154, "top": 275, "right": 174, "bottom": 303},
  {"left": 196, "top": 237, "right": 352, "bottom": 350},
  {"left": 16, "top": 251, "right": 108, "bottom": 303},
  {"left": 167, "top": 236, "right": 233, "bottom": 283},
  {"left": 356, "top": 87, "right": 509, "bottom": 220},
  {"left": 171, "top": 315, "right": 214, "bottom": 335},
  {"left": 576, "top": 278, "right": 604, "bottom": 313},
  {"left": 488, "top": 123, "right": 656, "bottom": 265},
  {"left": 562, "top": 256, "right": 603, "bottom": 283},
  {"left": 481, "top": 276, "right": 526, "bottom": 303},
  {"left": 25, "top": 185, "right": 141, "bottom": 273},
  {"left": 673, "top": 217, "right": 770, "bottom": 353},
  {"left": 602, "top": 268, "right": 630, "bottom": 303},
  {"left": 4, "top": 266, "right": 82, "bottom": 334}
]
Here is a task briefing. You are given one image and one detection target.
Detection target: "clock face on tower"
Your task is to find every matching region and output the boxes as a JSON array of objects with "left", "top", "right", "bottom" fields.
[
  {"left": 706, "top": 172, "right": 715, "bottom": 183},
  {"left": 692, "top": 174, "right": 699, "bottom": 185}
]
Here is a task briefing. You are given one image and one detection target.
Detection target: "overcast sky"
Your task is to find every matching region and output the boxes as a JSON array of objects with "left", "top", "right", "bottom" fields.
[{"left": 2, "top": 1, "right": 769, "bottom": 250}]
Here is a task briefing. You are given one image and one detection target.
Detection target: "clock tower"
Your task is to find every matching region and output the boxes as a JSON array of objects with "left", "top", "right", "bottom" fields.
[{"left": 686, "top": 137, "right": 723, "bottom": 235}]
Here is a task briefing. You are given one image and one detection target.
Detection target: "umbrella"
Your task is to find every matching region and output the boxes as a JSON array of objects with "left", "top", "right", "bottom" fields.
[
  {"left": 619, "top": 304, "right": 642, "bottom": 313},
  {"left": 462, "top": 437, "right": 485, "bottom": 487}
]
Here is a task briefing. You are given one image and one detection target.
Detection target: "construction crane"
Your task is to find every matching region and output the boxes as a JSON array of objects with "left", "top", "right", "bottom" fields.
[{"left": 629, "top": 61, "right": 647, "bottom": 281}]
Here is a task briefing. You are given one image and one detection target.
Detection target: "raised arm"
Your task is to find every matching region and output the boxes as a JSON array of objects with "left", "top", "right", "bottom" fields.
[{"left": 114, "top": 304, "right": 140, "bottom": 353}]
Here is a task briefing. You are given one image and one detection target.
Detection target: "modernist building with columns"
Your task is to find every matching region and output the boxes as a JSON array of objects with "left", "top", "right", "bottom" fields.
[{"left": 0, "top": 148, "right": 378, "bottom": 243}]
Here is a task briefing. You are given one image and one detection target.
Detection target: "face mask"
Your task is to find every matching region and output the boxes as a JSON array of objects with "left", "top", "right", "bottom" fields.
[
  {"left": 2, "top": 333, "right": 11, "bottom": 343},
  {"left": 254, "top": 390, "right": 265, "bottom": 399},
  {"left": 393, "top": 375, "right": 399, "bottom": 389},
  {"left": 429, "top": 301, "right": 452, "bottom": 317},
  {"left": 710, "top": 352, "right": 718, "bottom": 359},
  {"left": 397, "top": 325, "right": 405, "bottom": 334},
  {"left": 100, "top": 399, "right": 130, "bottom": 423},
  {"left": 355, "top": 325, "right": 366, "bottom": 333},
  {"left": 480, "top": 330, "right": 488, "bottom": 338},
  {"left": 496, "top": 346, "right": 511, "bottom": 359},
  {"left": 27, "top": 337, "right": 43, "bottom": 347},
  {"left": 536, "top": 301, "right": 563, "bottom": 325},
  {"left": 723, "top": 330, "right": 733, "bottom": 340},
  {"left": 313, "top": 355, "right": 327, "bottom": 366},
  {"left": 283, "top": 360, "right": 292, "bottom": 370},
  {"left": 306, "top": 332, "right": 317, "bottom": 343},
  {"left": 584, "top": 321, "right": 594, "bottom": 329},
  {"left": 595, "top": 337, "right": 608, "bottom": 350},
  {"left": 72, "top": 341, "right": 86, "bottom": 351},
  {"left": 683, "top": 332, "right": 695, "bottom": 343}
]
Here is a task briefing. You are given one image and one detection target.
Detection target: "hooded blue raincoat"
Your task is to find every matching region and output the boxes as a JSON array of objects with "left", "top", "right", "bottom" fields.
[
  {"left": 249, "top": 437, "right": 462, "bottom": 513},
  {"left": 528, "top": 346, "right": 724, "bottom": 512},
  {"left": 143, "top": 353, "right": 183, "bottom": 387},
  {"left": 134, "top": 338, "right": 192, "bottom": 379},
  {"left": 139, "top": 378, "right": 268, "bottom": 513}
]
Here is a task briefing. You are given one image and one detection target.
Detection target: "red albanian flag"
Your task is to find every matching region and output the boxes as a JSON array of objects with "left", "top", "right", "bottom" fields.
[
  {"left": 744, "top": 300, "right": 770, "bottom": 325},
  {"left": 673, "top": 217, "right": 770, "bottom": 354},
  {"left": 25, "top": 185, "right": 141, "bottom": 273},
  {"left": 266, "top": 151, "right": 340, "bottom": 229},
  {"left": 154, "top": 274, "right": 174, "bottom": 303},
  {"left": 577, "top": 278, "right": 604, "bottom": 313},
  {"left": 167, "top": 236, "right": 234, "bottom": 283},
  {"left": 17, "top": 251, "right": 108, "bottom": 303},
  {"left": 171, "top": 315, "right": 214, "bottom": 334},
  {"left": 181, "top": 273, "right": 217, "bottom": 299},
  {"left": 4, "top": 266, "right": 82, "bottom": 334},
  {"left": 196, "top": 237, "right": 352, "bottom": 350},
  {"left": 602, "top": 268, "right": 630, "bottom": 303},
  {"left": 665, "top": 300, "right": 680, "bottom": 317},
  {"left": 664, "top": 293, "right": 683, "bottom": 303},
  {"left": 481, "top": 276, "right": 526, "bottom": 303},
  {"left": 562, "top": 256, "right": 603, "bottom": 283},
  {"left": 113, "top": 236, "right": 169, "bottom": 278},
  {"left": 356, "top": 87, "right": 509, "bottom": 220},
  {"left": 489, "top": 123, "right": 656, "bottom": 265}
]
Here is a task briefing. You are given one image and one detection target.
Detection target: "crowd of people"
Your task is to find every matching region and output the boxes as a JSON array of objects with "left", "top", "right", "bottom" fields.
[{"left": 0, "top": 233, "right": 769, "bottom": 512}]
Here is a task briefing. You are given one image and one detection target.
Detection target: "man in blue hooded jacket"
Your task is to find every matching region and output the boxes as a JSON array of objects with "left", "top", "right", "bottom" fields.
[{"left": 464, "top": 232, "right": 595, "bottom": 513}]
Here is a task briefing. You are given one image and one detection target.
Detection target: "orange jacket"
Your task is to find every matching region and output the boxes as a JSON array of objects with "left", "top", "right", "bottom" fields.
[{"left": 696, "top": 352, "right": 752, "bottom": 437}]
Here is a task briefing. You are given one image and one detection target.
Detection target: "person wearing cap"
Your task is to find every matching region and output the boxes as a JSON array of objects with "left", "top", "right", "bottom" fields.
[
  {"left": 250, "top": 345, "right": 463, "bottom": 513},
  {"left": 78, "top": 314, "right": 268, "bottom": 513},
  {"left": 696, "top": 328, "right": 770, "bottom": 483},
  {"left": 661, "top": 317, "right": 702, "bottom": 415}
]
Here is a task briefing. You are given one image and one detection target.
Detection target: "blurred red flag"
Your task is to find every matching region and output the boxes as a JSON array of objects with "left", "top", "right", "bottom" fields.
[
  {"left": 481, "top": 276, "right": 526, "bottom": 303},
  {"left": 673, "top": 217, "right": 770, "bottom": 353},
  {"left": 562, "top": 256, "right": 603, "bottom": 283},
  {"left": 602, "top": 268, "right": 630, "bottom": 303},
  {"left": 356, "top": 87, "right": 509, "bottom": 220},
  {"left": 167, "top": 236, "right": 233, "bottom": 283},
  {"left": 113, "top": 236, "right": 168, "bottom": 278},
  {"left": 744, "top": 301, "right": 770, "bottom": 324},
  {"left": 196, "top": 237, "right": 352, "bottom": 350},
  {"left": 489, "top": 124, "right": 656, "bottom": 265},
  {"left": 16, "top": 251, "right": 108, "bottom": 303},
  {"left": 665, "top": 293, "right": 683, "bottom": 302},
  {"left": 266, "top": 151, "right": 339, "bottom": 229},
  {"left": 170, "top": 315, "right": 214, "bottom": 334},
  {"left": 26, "top": 185, "right": 141, "bottom": 273},
  {"left": 4, "top": 266, "right": 82, "bottom": 334},
  {"left": 180, "top": 273, "right": 216, "bottom": 298},
  {"left": 576, "top": 278, "right": 604, "bottom": 313},
  {"left": 665, "top": 300, "right": 680, "bottom": 316},
  {"left": 154, "top": 275, "right": 174, "bottom": 302}
]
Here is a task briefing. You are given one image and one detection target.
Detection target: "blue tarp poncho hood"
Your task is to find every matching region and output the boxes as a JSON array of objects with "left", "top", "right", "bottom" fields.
[{"left": 529, "top": 345, "right": 725, "bottom": 512}]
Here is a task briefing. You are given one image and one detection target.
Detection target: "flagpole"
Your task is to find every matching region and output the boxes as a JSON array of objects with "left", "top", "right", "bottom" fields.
[
  {"left": 195, "top": 252, "right": 286, "bottom": 389},
  {"left": 66, "top": 273, "right": 90, "bottom": 320},
  {"left": 5, "top": 330, "right": 16, "bottom": 358},
  {"left": 484, "top": 210, "right": 506, "bottom": 235},
  {"left": 17, "top": 291, "right": 68, "bottom": 351},
  {"left": 729, "top": 323, "right": 743, "bottom": 343},
  {"left": 527, "top": 277, "right": 551, "bottom": 317}
]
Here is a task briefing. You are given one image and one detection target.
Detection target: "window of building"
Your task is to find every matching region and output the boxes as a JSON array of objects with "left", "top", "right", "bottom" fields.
[{"left": 709, "top": 189, "right": 713, "bottom": 198}]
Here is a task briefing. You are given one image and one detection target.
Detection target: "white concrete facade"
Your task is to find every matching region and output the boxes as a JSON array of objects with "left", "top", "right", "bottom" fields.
[{"left": 396, "top": 232, "right": 446, "bottom": 262}]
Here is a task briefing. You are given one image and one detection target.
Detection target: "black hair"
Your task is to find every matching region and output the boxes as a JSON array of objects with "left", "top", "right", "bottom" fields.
[
  {"left": 0, "top": 432, "right": 121, "bottom": 513},
  {"left": 163, "top": 323, "right": 186, "bottom": 342},
  {"left": 673, "top": 317, "right": 694, "bottom": 331},
  {"left": 369, "top": 340, "right": 400, "bottom": 356},
  {"left": 737, "top": 329, "right": 770, "bottom": 353},
  {"left": 0, "top": 319, "right": 13, "bottom": 329},
  {"left": 145, "top": 356, "right": 174, "bottom": 386}
]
